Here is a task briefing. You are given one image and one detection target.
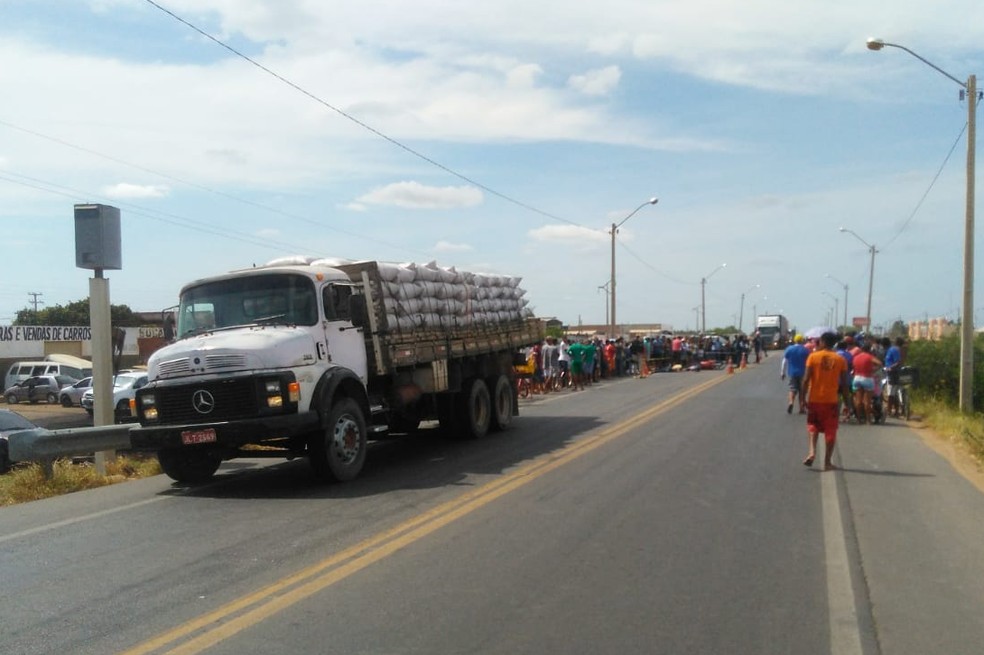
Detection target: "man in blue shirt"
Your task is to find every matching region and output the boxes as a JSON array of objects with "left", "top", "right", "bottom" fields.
[
  {"left": 781, "top": 334, "right": 811, "bottom": 414},
  {"left": 883, "top": 338, "right": 902, "bottom": 371}
]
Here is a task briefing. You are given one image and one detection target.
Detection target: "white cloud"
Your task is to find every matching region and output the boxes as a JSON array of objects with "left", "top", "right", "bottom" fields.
[
  {"left": 356, "top": 181, "right": 483, "bottom": 209},
  {"left": 568, "top": 66, "right": 621, "bottom": 96},
  {"left": 528, "top": 224, "right": 607, "bottom": 247},
  {"left": 434, "top": 240, "right": 473, "bottom": 252},
  {"left": 102, "top": 183, "right": 170, "bottom": 199}
]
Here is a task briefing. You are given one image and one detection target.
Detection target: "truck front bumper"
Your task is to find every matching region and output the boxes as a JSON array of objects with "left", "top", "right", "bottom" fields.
[{"left": 129, "top": 411, "right": 321, "bottom": 451}]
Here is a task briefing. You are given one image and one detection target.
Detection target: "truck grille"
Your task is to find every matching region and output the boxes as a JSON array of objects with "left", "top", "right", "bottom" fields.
[
  {"left": 155, "top": 378, "right": 259, "bottom": 424},
  {"left": 157, "top": 354, "right": 249, "bottom": 378}
]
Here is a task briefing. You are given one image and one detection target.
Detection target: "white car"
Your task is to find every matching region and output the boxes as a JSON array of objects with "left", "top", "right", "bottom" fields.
[
  {"left": 59, "top": 377, "right": 93, "bottom": 407},
  {"left": 81, "top": 372, "right": 149, "bottom": 423}
]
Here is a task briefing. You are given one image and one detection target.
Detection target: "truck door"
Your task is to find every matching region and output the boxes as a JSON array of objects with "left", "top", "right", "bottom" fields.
[{"left": 320, "top": 283, "right": 368, "bottom": 382}]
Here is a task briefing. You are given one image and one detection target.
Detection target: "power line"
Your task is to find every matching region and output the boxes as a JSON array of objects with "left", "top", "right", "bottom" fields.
[
  {"left": 142, "top": 0, "right": 586, "bottom": 229},
  {"left": 617, "top": 241, "right": 693, "bottom": 285},
  {"left": 0, "top": 170, "right": 348, "bottom": 256},
  {"left": 883, "top": 121, "right": 967, "bottom": 250},
  {"left": 0, "top": 118, "right": 428, "bottom": 258}
]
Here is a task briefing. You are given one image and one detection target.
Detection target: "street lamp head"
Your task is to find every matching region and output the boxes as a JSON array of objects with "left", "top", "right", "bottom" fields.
[
  {"left": 838, "top": 227, "right": 847, "bottom": 232},
  {"left": 866, "top": 37, "right": 885, "bottom": 51},
  {"left": 648, "top": 197, "right": 659, "bottom": 205}
]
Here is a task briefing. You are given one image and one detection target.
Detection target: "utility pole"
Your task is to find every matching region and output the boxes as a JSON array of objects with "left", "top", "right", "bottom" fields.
[{"left": 27, "top": 292, "right": 44, "bottom": 315}]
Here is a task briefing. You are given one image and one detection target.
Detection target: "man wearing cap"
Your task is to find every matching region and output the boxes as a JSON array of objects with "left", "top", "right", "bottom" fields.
[{"left": 780, "top": 334, "right": 810, "bottom": 414}]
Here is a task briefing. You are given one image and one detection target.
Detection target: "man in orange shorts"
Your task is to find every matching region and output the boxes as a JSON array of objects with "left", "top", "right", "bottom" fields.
[{"left": 800, "top": 331, "right": 850, "bottom": 471}]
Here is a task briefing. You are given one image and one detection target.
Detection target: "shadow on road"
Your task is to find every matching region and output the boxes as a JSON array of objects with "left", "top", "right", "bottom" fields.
[{"left": 160, "top": 414, "right": 603, "bottom": 501}]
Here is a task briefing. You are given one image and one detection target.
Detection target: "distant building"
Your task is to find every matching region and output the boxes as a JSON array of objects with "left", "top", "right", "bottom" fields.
[
  {"left": 907, "top": 317, "right": 956, "bottom": 341},
  {"left": 560, "top": 323, "right": 670, "bottom": 339}
]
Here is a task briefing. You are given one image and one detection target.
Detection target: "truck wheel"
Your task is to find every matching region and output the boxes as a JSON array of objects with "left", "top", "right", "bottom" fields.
[
  {"left": 457, "top": 378, "right": 491, "bottom": 439},
  {"left": 310, "top": 398, "right": 367, "bottom": 482},
  {"left": 46, "top": 392, "right": 59, "bottom": 404},
  {"left": 158, "top": 448, "right": 221, "bottom": 483},
  {"left": 488, "top": 374, "right": 513, "bottom": 432},
  {"left": 6, "top": 393, "right": 18, "bottom": 404}
]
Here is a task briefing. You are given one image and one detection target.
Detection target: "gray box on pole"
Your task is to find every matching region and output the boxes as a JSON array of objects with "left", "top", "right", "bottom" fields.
[{"left": 74, "top": 204, "right": 122, "bottom": 270}]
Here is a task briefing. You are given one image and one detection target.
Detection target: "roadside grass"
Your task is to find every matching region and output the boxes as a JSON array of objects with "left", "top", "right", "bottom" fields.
[
  {"left": 915, "top": 396, "right": 984, "bottom": 470},
  {"left": 0, "top": 455, "right": 161, "bottom": 507}
]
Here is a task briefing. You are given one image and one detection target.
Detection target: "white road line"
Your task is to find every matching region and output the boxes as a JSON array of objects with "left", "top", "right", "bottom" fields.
[
  {"left": 0, "top": 496, "right": 169, "bottom": 544},
  {"left": 823, "top": 467, "right": 864, "bottom": 655}
]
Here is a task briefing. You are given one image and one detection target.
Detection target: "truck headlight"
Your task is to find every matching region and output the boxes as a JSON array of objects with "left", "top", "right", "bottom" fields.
[
  {"left": 265, "top": 379, "right": 284, "bottom": 408},
  {"left": 140, "top": 394, "right": 158, "bottom": 420}
]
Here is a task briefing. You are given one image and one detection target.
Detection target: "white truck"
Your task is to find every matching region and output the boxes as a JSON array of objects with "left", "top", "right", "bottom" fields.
[
  {"left": 129, "top": 257, "right": 543, "bottom": 483},
  {"left": 755, "top": 314, "right": 790, "bottom": 350}
]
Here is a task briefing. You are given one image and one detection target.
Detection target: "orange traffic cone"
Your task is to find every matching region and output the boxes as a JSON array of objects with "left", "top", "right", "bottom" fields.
[
  {"left": 740, "top": 353, "right": 748, "bottom": 370},
  {"left": 726, "top": 359, "right": 734, "bottom": 375}
]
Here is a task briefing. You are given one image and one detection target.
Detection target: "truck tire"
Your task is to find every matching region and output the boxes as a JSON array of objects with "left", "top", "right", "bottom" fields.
[
  {"left": 457, "top": 378, "right": 491, "bottom": 439},
  {"left": 158, "top": 448, "right": 221, "bottom": 483},
  {"left": 6, "top": 393, "right": 17, "bottom": 404},
  {"left": 46, "top": 392, "right": 58, "bottom": 404},
  {"left": 488, "top": 374, "right": 513, "bottom": 432},
  {"left": 310, "top": 397, "right": 367, "bottom": 482}
]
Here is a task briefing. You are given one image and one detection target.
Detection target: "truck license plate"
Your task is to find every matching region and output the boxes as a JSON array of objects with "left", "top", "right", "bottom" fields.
[{"left": 181, "top": 428, "right": 217, "bottom": 445}]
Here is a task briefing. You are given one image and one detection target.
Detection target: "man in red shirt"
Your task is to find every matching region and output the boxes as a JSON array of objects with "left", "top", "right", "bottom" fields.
[{"left": 801, "top": 332, "right": 850, "bottom": 471}]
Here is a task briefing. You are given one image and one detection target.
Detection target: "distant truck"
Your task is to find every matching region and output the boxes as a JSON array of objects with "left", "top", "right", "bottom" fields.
[
  {"left": 755, "top": 314, "right": 790, "bottom": 350},
  {"left": 129, "top": 257, "right": 543, "bottom": 483}
]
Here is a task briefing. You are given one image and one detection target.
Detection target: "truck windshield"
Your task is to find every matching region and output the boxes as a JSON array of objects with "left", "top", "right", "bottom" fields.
[{"left": 177, "top": 273, "right": 318, "bottom": 336}]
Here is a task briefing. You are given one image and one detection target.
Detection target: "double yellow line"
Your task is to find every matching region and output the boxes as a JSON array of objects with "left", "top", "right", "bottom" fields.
[{"left": 123, "top": 373, "right": 730, "bottom": 655}]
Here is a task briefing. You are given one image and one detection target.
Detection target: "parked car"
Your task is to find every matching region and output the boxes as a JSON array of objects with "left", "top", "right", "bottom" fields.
[
  {"left": 81, "top": 371, "right": 149, "bottom": 422},
  {"left": 59, "top": 377, "right": 93, "bottom": 407},
  {"left": 4, "top": 375, "right": 77, "bottom": 405},
  {"left": 0, "top": 408, "right": 38, "bottom": 473}
]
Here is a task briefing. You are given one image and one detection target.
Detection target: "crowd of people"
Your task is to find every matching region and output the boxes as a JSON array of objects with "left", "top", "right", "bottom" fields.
[
  {"left": 782, "top": 331, "right": 907, "bottom": 472},
  {"left": 515, "top": 331, "right": 774, "bottom": 394}
]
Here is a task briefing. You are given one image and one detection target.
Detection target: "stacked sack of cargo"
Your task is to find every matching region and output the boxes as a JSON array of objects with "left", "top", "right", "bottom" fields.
[{"left": 265, "top": 256, "right": 531, "bottom": 332}]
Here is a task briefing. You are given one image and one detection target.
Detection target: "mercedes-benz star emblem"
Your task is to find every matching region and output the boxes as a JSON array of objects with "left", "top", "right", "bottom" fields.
[{"left": 192, "top": 390, "right": 216, "bottom": 414}]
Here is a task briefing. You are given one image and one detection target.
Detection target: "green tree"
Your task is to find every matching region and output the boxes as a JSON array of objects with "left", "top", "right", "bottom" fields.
[
  {"left": 907, "top": 334, "right": 984, "bottom": 410},
  {"left": 14, "top": 299, "right": 142, "bottom": 327},
  {"left": 545, "top": 324, "right": 565, "bottom": 339}
]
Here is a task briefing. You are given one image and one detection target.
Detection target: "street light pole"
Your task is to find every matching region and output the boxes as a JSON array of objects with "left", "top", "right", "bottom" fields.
[
  {"left": 610, "top": 197, "right": 658, "bottom": 338},
  {"left": 700, "top": 263, "right": 727, "bottom": 334},
  {"left": 823, "top": 291, "right": 839, "bottom": 329},
  {"left": 839, "top": 228, "right": 876, "bottom": 331},
  {"left": 598, "top": 282, "right": 610, "bottom": 327},
  {"left": 826, "top": 273, "right": 849, "bottom": 329},
  {"left": 739, "top": 283, "right": 760, "bottom": 334},
  {"left": 867, "top": 37, "right": 976, "bottom": 412}
]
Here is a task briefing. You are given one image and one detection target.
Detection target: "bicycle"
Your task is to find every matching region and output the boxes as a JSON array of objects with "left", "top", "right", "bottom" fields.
[{"left": 885, "top": 366, "right": 917, "bottom": 421}]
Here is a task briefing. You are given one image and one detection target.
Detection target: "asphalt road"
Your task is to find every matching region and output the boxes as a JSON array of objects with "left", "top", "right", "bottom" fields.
[{"left": 2, "top": 363, "right": 983, "bottom": 654}]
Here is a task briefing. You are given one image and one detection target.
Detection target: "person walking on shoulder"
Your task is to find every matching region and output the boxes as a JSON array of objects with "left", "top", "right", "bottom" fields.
[
  {"left": 781, "top": 334, "right": 810, "bottom": 414},
  {"left": 801, "top": 332, "right": 850, "bottom": 471}
]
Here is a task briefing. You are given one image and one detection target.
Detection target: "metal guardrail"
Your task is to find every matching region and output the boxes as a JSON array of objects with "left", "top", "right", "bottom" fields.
[{"left": 8, "top": 424, "right": 133, "bottom": 464}]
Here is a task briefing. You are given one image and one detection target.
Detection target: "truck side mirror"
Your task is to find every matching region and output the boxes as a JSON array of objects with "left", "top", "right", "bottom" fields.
[{"left": 348, "top": 295, "right": 367, "bottom": 328}]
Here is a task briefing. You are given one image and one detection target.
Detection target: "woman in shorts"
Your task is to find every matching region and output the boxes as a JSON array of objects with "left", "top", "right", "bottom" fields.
[{"left": 850, "top": 344, "right": 882, "bottom": 424}]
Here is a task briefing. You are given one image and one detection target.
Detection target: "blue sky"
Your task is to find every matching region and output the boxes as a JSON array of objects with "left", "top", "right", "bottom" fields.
[{"left": 3, "top": 0, "right": 984, "bottom": 334}]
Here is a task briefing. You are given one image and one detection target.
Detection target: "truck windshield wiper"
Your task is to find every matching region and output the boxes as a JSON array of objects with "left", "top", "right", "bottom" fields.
[{"left": 251, "top": 314, "right": 290, "bottom": 325}]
